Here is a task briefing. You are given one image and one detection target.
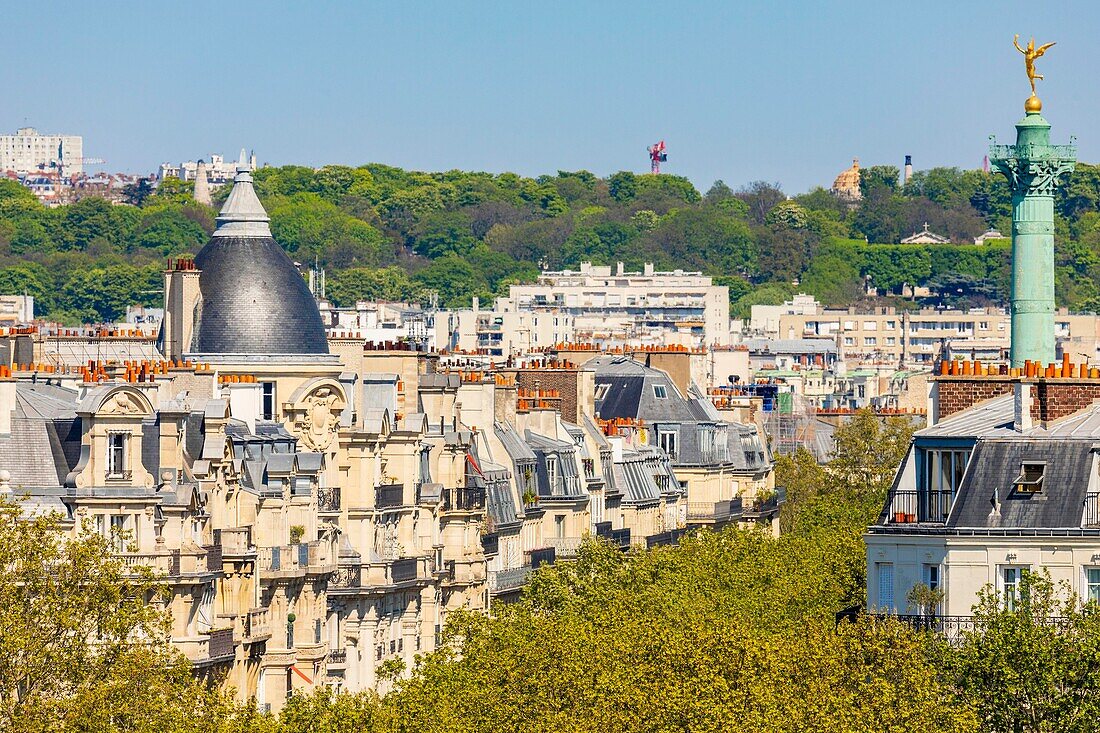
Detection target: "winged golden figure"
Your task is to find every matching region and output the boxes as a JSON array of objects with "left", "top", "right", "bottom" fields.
[{"left": 1014, "top": 35, "right": 1056, "bottom": 97}]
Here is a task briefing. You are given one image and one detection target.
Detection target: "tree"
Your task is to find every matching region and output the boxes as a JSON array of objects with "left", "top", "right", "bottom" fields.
[
  {"left": 952, "top": 571, "right": 1100, "bottom": 733},
  {"left": 829, "top": 409, "right": 915, "bottom": 502},
  {"left": 122, "top": 177, "right": 156, "bottom": 207},
  {"left": 0, "top": 498, "right": 257, "bottom": 731},
  {"left": 736, "top": 181, "right": 786, "bottom": 225},
  {"left": 607, "top": 171, "right": 637, "bottom": 203},
  {"left": 858, "top": 165, "right": 900, "bottom": 198}
]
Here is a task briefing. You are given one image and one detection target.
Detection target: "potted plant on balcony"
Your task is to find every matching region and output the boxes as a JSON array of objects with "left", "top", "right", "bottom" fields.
[
  {"left": 289, "top": 525, "right": 305, "bottom": 545},
  {"left": 906, "top": 582, "right": 945, "bottom": 628},
  {"left": 521, "top": 489, "right": 538, "bottom": 508}
]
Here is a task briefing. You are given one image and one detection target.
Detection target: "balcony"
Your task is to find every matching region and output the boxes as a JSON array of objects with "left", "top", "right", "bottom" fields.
[
  {"left": 488, "top": 566, "right": 532, "bottom": 593},
  {"left": 375, "top": 483, "right": 405, "bottom": 509},
  {"left": 182, "top": 627, "right": 236, "bottom": 667},
  {"left": 887, "top": 490, "right": 952, "bottom": 525},
  {"left": 877, "top": 614, "right": 1067, "bottom": 643},
  {"left": 529, "top": 547, "right": 556, "bottom": 568},
  {"left": 545, "top": 537, "right": 583, "bottom": 559},
  {"left": 686, "top": 498, "right": 743, "bottom": 522},
  {"left": 646, "top": 528, "right": 687, "bottom": 548},
  {"left": 327, "top": 556, "right": 434, "bottom": 592},
  {"left": 1086, "top": 493, "right": 1100, "bottom": 527},
  {"left": 257, "top": 541, "right": 333, "bottom": 575},
  {"left": 743, "top": 492, "right": 781, "bottom": 518},
  {"left": 318, "top": 486, "right": 341, "bottom": 513},
  {"left": 242, "top": 607, "right": 271, "bottom": 643},
  {"left": 328, "top": 648, "right": 347, "bottom": 667},
  {"left": 481, "top": 533, "right": 499, "bottom": 555},
  {"left": 215, "top": 527, "right": 252, "bottom": 555},
  {"left": 443, "top": 487, "right": 486, "bottom": 512}
]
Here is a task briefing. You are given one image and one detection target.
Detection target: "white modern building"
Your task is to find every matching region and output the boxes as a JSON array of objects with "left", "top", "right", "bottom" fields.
[
  {"left": 0, "top": 127, "right": 83, "bottom": 176},
  {"left": 159, "top": 152, "right": 256, "bottom": 188},
  {"left": 498, "top": 262, "right": 730, "bottom": 350}
]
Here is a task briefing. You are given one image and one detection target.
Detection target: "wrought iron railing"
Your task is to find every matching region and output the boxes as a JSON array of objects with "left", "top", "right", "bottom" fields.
[
  {"left": 1086, "top": 493, "right": 1100, "bottom": 527},
  {"left": 207, "top": 627, "right": 235, "bottom": 660},
  {"left": 328, "top": 648, "right": 347, "bottom": 665},
  {"left": 489, "top": 566, "right": 532, "bottom": 592},
  {"left": 481, "top": 533, "right": 499, "bottom": 555},
  {"left": 376, "top": 483, "right": 404, "bottom": 509},
  {"left": 989, "top": 142, "right": 1077, "bottom": 161},
  {"left": 391, "top": 557, "right": 419, "bottom": 583},
  {"left": 888, "top": 490, "right": 953, "bottom": 524},
  {"left": 443, "top": 487, "right": 486, "bottom": 511}
]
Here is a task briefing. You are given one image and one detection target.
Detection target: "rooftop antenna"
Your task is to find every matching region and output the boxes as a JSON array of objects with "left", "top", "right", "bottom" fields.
[{"left": 648, "top": 140, "right": 667, "bottom": 174}]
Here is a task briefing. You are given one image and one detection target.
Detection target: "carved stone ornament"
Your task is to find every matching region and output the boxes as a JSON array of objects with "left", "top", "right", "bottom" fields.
[
  {"left": 301, "top": 387, "right": 339, "bottom": 451},
  {"left": 101, "top": 392, "right": 146, "bottom": 416}
]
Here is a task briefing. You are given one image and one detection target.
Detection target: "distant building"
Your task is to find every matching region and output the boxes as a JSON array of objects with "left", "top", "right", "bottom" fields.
[
  {"left": 0, "top": 127, "right": 83, "bottom": 176},
  {"left": 831, "top": 158, "right": 862, "bottom": 202},
  {"left": 973, "top": 228, "right": 1006, "bottom": 245},
  {"left": 158, "top": 152, "right": 255, "bottom": 190},
  {"left": 498, "top": 261, "right": 730, "bottom": 350},
  {"left": 900, "top": 223, "right": 951, "bottom": 244}
]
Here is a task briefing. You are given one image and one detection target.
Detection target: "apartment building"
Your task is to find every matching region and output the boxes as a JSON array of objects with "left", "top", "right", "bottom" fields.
[
  {"left": 867, "top": 363, "right": 1100, "bottom": 630},
  {"left": 751, "top": 295, "right": 1100, "bottom": 367},
  {"left": 0, "top": 127, "right": 83, "bottom": 175},
  {"left": 159, "top": 152, "right": 256, "bottom": 188},
  {"left": 498, "top": 261, "right": 731, "bottom": 350}
]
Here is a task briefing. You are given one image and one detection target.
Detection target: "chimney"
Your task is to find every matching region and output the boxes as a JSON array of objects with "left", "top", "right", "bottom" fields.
[
  {"left": 903, "top": 155, "right": 912, "bottom": 187},
  {"left": 0, "top": 379, "right": 15, "bottom": 435},
  {"left": 193, "top": 160, "right": 212, "bottom": 206},
  {"left": 1013, "top": 381, "right": 1033, "bottom": 432},
  {"left": 223, "top": 381, "right": 262, "bottom": 433},
  {"left": 616, "top": 262, "right": 624, "bottom": 276}
]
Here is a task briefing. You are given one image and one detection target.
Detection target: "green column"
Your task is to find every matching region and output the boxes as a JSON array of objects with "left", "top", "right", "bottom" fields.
[{"left": 990, "top": 109, "right": 1076, "bottom": 367}]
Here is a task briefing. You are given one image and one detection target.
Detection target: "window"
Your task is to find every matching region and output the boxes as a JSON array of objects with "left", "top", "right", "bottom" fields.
[
  {"left": 864, "top": 337, "right": 877, "bottom": 346},
  {"left": 110, "top": 515, "right": 126, "bottom": 553},
  {"left": 923, "top": 564, "right": 940, "bottom": 591},
  {"left": 1087, "top": 568, "right": 1100, "bottom": 604},
  {"left": 107, "top": 433, "right": 128, "bottom": 477},
  {"left": 877, "top": 562, "right": 894, "bottom": 610},
  {"left": 1001, "top": 566, "right": 1026, "bottom": 610},
  {"left": 652, "top": 384, "right": 668, "bottom": 399},
  {"left": 262, "top": 382, "right": 276, "bottom": 420},
  {"left": 658, "top": 429, "right": 679, "bottom": 460},
  {"left": 885, "top": 337, "right": 896, "bottom": 346},
  {"left": 863, "top": 321, "right": 877, "bottom": 331},
  {"left": 979, "top": 321, "right": 989, "bottom": 330},
  {"left": 843, "top": 337, "right": 855, "bottom": 346},
  {"left": 546, "top": 456, "right": 558, "bottom": 492},
  {"left": 885, "top": 320, "right": 896, "bottom": 330},
  {"left": 555, "top": 515, "right": 565, "bottom": 538},
  {"left": 1012, "top": 462, "right": 1045, "bottom": 493},
  {"left": 594, "top": 384, "right": 610, "bottom": 401},
  {"left": 918, "top": 448, "right": 971, "bottom": 521}
]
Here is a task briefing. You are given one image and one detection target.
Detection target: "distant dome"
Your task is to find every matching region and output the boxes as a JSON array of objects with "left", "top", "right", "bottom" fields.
[
  {"left": 831, "top": 158, "right": 862, "bottom": 202},
  {"left": 190, "top": 166, "right": 328, "bottom": 355}
]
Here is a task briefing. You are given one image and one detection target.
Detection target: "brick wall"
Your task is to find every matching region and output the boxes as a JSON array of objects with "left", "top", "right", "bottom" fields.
[
  {"left": 934, "top": 377, "right": 1015, "bottom": 421},
  {"left": 1031, "top": 381, "right": 1100, "bottom": 423},
  {"left": 935, "top": 375, "right": 1100, "bottom": 423},
  {"left": 514, "top": 370, "right": 580, "bottom": 423}
]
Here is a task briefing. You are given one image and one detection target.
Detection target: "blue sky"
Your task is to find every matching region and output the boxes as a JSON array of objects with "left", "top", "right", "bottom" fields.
[{"left": 1, "top": 1, "right": 1095, "bottom": 193}]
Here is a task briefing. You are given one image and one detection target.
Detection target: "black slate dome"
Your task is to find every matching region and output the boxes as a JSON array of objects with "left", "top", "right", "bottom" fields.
[{"left": 190, "top": 167, "right": 328, "bottom": 355}]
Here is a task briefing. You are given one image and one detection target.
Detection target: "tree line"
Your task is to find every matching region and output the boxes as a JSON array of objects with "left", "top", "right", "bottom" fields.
[{"left": 4, "top": 160, "right": 1100, "bottom": 322}]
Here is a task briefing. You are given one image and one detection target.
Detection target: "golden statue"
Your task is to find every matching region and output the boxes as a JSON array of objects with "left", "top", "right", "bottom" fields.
[{"left": 1014, "top": 35, "right": 1056, "bottom": 104}]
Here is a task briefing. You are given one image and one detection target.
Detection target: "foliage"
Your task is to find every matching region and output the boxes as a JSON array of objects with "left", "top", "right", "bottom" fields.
[
  {"left": 951, "top": 571, "right": 1100, "bottom": 733},
  {"left": 0, "top": 498, "right": 256, "bottom": 732}
]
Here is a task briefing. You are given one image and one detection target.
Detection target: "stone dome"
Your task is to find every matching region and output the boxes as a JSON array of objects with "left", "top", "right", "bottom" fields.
[
  {"left": 831, "top": 158, "right": 863, "bottom": 201},
  {"left": 190, "top": 167, "right": 329, "bottom": 355}
]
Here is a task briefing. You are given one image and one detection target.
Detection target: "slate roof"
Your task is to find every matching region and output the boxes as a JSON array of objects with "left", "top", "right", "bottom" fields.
[
  {"left": 947, "top": 439, "right": 1094, "bottom": 529},
  {"left": 190, "top": 168, "right": 328, "bottom": 355}
]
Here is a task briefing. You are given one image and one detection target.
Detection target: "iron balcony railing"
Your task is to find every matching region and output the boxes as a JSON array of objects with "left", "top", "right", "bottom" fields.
[
  {"left": 1086, "top": 493, "right": 1100, "bottom": 527},
  {"left": 481, "top": 533, "right": 499, "bottom": 555},
  {"left": 489, "top": 566, "right": 532, "bottom": 592},
  {"left": 989, "top": 142, "right": 1077, "bottom": 162},
  {"left": 876, "top": 613, "right": 1070, "bottom": 643},
  {"left": 545, "top": 537, "right": 583, "bottom": 558},
  {"left": 207, "top": 627, "right": 235, "bottom": 661},
  {"left": 888, "top": 490, "right": 953, "bottom": 524},
  {"left": 391, "top": 557, "right": 418, "bottom": 583},
  {"left": 443, "top": 487, "right": 486, "bottom": 511},
  {"left": 686, "top": 498, "right": 743, "bottom": 521},
  {"left": 376, "top": 483, "right": 404, "bottom": 509},
  {"left": 610, "top": 528, "right": 631, "bottom": 548},
  {"left": 328, "top": 648, "right": 347, "bottom": 665}
]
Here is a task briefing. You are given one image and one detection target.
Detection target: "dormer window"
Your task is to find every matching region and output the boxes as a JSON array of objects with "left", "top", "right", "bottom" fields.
[
  {"left": 595, "top": 384, "right": 610, "bottom": 401},
  {"left": 652, "top": 384, "right": 668, "bottom": 399},
  {"left": 1013, "top": 462, "right": 1045, "bottom": 493},
  {"left": 107, "top": 433, "right": 129, "bottom": 478}
]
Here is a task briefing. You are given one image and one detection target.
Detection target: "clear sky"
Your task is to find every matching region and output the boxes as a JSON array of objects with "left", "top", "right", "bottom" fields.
[{"left": 2, "top": 1, "right": 1096, "bottom": 194}]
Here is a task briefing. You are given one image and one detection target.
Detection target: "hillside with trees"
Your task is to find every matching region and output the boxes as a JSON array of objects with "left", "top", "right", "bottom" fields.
[{"left": 4, "top": 161, "right": 1100, "bottom": 323}]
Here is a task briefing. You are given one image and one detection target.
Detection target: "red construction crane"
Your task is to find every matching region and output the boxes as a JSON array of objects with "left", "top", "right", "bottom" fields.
[{"left": 648, "top": 140, "right": 667, "bottom": 174}]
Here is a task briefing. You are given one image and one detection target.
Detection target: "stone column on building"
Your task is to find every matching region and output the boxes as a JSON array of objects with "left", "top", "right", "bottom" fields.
[{"left": 990, "top": 94, "right": 1076, "bottom": 367}]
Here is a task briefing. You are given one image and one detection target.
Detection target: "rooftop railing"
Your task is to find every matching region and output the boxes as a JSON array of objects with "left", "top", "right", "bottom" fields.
[{"left": 375, "top": 483, "right": 404, "bottom": 509}]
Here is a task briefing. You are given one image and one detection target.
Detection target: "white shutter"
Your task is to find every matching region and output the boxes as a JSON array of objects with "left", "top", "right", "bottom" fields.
[{"left": 877, "top": 563, "right": 895, "bottom": 610}]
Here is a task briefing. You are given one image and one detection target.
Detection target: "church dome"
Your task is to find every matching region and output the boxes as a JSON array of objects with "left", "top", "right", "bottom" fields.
[
  {"left": 190, "top": 166, "right": 329, "bottom": 355},
  {"left": 831, "top": 158, "right": 863, "bottom": 201}
]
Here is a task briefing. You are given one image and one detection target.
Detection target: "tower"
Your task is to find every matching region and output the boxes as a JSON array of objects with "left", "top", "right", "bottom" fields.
[
  {"left": 193, "top": 159, "right": 213, "bottom": 207},
  {"left": 989, "top": 74, "right": 1076, "bottom": 367},
  {"left": 902, "top": 155, "right": 912, "bottom": 186}
]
